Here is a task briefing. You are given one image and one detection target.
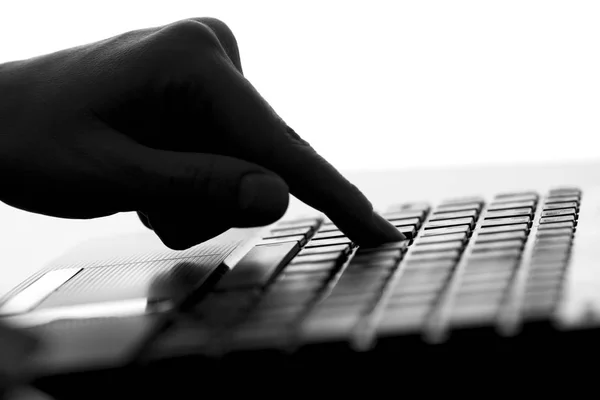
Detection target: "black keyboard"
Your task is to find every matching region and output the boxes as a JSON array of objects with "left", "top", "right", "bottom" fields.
[{"left": 147, "top": 187, "right": 581, "bottom": 359}]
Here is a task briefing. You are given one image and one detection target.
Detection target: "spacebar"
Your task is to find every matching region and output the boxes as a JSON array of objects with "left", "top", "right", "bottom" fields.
[{"left": 215, "top": 241, "right": 300, "bottom": 290}]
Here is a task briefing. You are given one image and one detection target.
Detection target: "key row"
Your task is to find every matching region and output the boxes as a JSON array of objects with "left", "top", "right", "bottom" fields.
[{"left": 521, "top": 187, "right": 580, "bottom": 319}]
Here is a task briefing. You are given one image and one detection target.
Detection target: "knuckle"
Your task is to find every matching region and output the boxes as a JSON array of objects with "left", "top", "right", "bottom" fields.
[
  {"left": 195, "top": 17, "right": 234, "bottom": 39},
  {"left": 152, "top": 19, "right": 223, "bottom": 59},
  {"left": 194, "top": 17, "right": 239, "bottom": 51}
]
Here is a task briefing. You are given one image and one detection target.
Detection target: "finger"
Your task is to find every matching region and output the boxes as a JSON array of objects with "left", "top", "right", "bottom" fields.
[
  {"left": 195, "top": 55, "right": 404, "bottom": 246},
  {"left": 110, "top": 137, "right": 289, "bottom": 249}
]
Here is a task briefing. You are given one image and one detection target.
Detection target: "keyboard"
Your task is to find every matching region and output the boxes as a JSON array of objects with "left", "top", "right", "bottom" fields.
[{"left": 145, "top": 187, "right": 581, "bottom": 360}]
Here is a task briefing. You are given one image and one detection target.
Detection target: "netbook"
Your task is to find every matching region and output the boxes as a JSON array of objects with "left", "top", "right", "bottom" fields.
[{"left": 2, "top": 163, "right": 600, "bottom": 397}]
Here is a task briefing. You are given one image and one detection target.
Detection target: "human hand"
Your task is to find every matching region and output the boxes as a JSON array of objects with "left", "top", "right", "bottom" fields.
[{"left": 0, "top": 17, "right": 404, "bottom": 249}]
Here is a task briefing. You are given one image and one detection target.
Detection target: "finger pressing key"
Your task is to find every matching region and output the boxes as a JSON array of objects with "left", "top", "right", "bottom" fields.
[{"left": 200, "top": 53, "right": 404, "bottom": 246}]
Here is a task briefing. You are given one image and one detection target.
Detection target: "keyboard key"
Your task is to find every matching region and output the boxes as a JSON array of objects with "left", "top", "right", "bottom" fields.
[
  {"left": 481, "top": 216, "right": 531, "bottom": 227},
  {"left": 528, "top": 268, "right": 565, "bottom": 280},
  {"left": 539, "top": 215, "right": 576, "bottom": 224},
  {"left": 401, "top": 268, "right": 451, "bottom": 282},
  {"left": 471, "top": 240, "right": 523, "bottom": 252},
  {"left": 529, "top": 258, "right": 567, "bottom": 269},
  {"left": 376, "top": 309, "right": 429, "bottom": 335},
  {"left": 382, "top": 210, "right": 426, "bottom": 223},
  {"left": 388, "top": 217, "right": 421, "bottom": 227},
  {"left": 276, "top": 217, "right": 320, "bottom": 228},
  {"left": 351, "top": 249, "right": 403, "bottom": 263},
  {"left": 544, "top": 192, "right": 581, "bottom": 202},
  {"left": 305, "top": 237, "right": 353, "bottom": 247},
  {"left": 430, "top": 209, "right": 478, "bottom": 221},
  {"left": 260, "top": 235, "right": 307, "bottom": 246},
  {"left": 459, "top": 270, "right": 514, "bottom": 284},
  {"left": 414, "top": 232, "right": 467, "bottom": 244},
  {"left": 336, "top": 274, "right": 390, "bottom": 289},
  {"left": 299, "top": 244, "right": 351, "bottom": 256},
  {"left": 541, "top": 208, "right": 577, "bottom": 217},
  {"left": 290, "top": 253, "right": 342, "bottom": 264},
  {"left": 330, "top": 280, "right": 387, "bottom": 295},
  {"left": 453, "top": 291, "right": 505, "bottom": 306},
  {"left": 449, "top": 304, "right": 499, "bottom": 326},
  {"left": 538, "top": 221, "right": 575, "bottom": 230},
  {"left": 216, "top": 242, "right": 299, "bottom": 290},
  {"left": 276, "top": 271, "right": 331, "bottom": 285},
  {"left": 386, "top": 292, "right": 439, "bottom": 307},
  {"left": 545, "top": 195, "right": 580, "bottom": 204},
  {"left": 485, "top": 208, "right": 533, "bottom": 219},
  {"left": 318, "top": 296, "right": 377, "bottom": 311},
  {"left": 344, "top": 258, "right": 399, "bottom": 274},
  {"left": 492, "top": 194, "right": 538, "bottom": 203},
  {"left": 440, "top": 196, "right": 484, "bottom": 205},
  {"left": 531, "top": 252, "right": 570, "bottom": 263},
  {"left": 548, "top": 188, "right": 581, "bottom": 196},
  {"left": 542, "top": 202, "right": 579, "bottom": 210},
  {"left": 267, "top": 226, "right": 313, "bottom": 239},
  {"left": 479, "top": 223, "right": 529, "bottom": 234},
  {"left": 532, "top": 245, "right": 571, "bottom": 256},
  {"left": 435, "top": 202, "right": 482, "bottom": 213},
  {"left": 397, "top": 274, "right": 450, "bottom": 288},
  {"left": 413, "top": 241, "right": 464, "bottom": 252},
  {"left": 536, "top": 228, "right": 573, "bottom": 238},
  {"left": 535, "top": 236, "right": 572, "bottom": 245},
  {"left": 420, "top": 225, "right": 470, "bottom": 237},
  {"left": 403, "top": 259, "right": 457, "bottom": 270},
  {"left": 475, "top": 230, "right": 527, "bottom": 243},
  {"left": 311, "top": 230, "right": 345, "bottom": 240},
  {"left": 405, "top": 250, "right": 460, "bottom": 261},
  {"left": 463, "top": 259, "right": 518, "bottom": 273},
  {"left": 456, "top": 279, "right": 510, "bottom": 294},
  {"left": 285, "top": 261, "right": 338, "bottom": 274},
  {"left": 393, "top": 225, "right": 418, "bottom": 238},
  {"left": 494, "top": 191, "right": 538, "bottom": 200},
  {"left": 487, "top": 200, "right": 536, "bottom": 211},
  {"left": 392, "top": 280, "right": 447, "bottom": 295},
  {"left": 301, "top": 313, "right": 361, "bottom": 341},
  {"left": 424, "top": 217, "right": 474, "bottom": 229},
  {"left": 467, "top": 248, "right": 522, "bottom": 260},
  {"left": 358, "top": 241, "right": 408, "bottom": 253}
]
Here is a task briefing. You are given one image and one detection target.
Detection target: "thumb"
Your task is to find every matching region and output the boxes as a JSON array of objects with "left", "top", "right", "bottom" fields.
[{"left": 121, "top": 146, "right": 290, "bottom": 244}]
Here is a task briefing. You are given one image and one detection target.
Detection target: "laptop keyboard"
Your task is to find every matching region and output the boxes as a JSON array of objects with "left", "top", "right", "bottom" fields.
[{"left": 152, "top": 187, "right": 581, "bottom": 357}]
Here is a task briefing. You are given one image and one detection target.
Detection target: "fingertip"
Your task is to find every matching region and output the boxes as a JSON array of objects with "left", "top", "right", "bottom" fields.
[{"left": 371, "top": 212, "right": 406, "bottom": 242}]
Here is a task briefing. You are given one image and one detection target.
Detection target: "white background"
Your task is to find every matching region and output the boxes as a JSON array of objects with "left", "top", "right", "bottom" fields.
[{"left": 1, "top": 0, "right": 599, "bottom": 295}]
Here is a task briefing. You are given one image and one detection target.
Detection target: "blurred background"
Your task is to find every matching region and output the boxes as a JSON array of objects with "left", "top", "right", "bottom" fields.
[{"left": 1, "top": 0, "right": 599, "bottom": 295}]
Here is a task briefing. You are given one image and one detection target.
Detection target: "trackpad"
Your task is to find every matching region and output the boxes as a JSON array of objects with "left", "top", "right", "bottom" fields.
[{"left": 0, "top": 227, "right": 263, "bottom": 323}]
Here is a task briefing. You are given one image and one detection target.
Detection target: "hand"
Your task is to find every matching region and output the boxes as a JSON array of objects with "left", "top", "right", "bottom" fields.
[{"left": 0, "top": 17, "right": 404, "bottom": 249}]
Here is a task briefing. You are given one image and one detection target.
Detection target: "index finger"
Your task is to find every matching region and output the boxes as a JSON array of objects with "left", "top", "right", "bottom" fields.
[{"left": 199, "top": 52, "right": 404, "bottom": 246}]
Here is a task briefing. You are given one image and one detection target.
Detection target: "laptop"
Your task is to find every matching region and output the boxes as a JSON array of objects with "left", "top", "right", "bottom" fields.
[{"left": 2, "top": 160, "right": 600, "bottom": 397}]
